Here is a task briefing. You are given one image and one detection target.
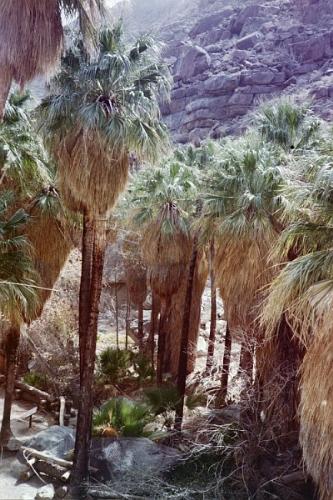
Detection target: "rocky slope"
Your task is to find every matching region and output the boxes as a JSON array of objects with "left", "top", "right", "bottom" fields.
[{"left": 113, "top": 0, "right": 333, "bottom": 143}]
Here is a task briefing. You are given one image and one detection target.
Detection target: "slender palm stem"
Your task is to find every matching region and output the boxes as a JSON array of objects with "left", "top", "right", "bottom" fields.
[
  {"left": 206, "top": 240, "right": 217, "bottom": 373},
  {"left": 72, "top": 219, "right": 106, "bottom": 489},
  {"left": 0, "top": 324, "right": 21, "bottom": 445},
  {"left": 175, "top": 235, "right": 199, "bottom": 431}
]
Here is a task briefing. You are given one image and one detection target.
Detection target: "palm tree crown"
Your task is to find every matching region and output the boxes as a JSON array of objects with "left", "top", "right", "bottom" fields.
[{"left": 39, "top": 24, "right": 171, "bottom": 216}]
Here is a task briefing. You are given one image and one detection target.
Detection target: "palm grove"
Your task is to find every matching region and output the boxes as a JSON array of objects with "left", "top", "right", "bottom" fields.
[{"left": 0, "top": 3, "right": 332, "bottom": 500}]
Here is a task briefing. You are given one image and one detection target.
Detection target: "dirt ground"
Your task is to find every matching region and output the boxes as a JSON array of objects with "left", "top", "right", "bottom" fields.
[{"left": 0, "top": 393, "right": 51, "bottom": 500}]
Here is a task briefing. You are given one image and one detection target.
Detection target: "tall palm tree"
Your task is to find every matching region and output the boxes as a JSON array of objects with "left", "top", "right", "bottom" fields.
[
  {"left": 123, "top": 232, "right": 148, "bottom": 347},
  {"left": 126, "top": 159, "right": 206, "bottom": 381},
  {"left": 261, "top": 151, "right": 333, "bottom": 499},
  {"left": 39, "top": 25, "right": 170, "bottom": 485},
  {"left": 0, "top": 0, "right": 104, "bottom": 119},
  {"left": 200, "top": 135, "right": 298, "bottom": 432},
  {"left": 0, "top": 93, "right": 73, "bottom": 444}
]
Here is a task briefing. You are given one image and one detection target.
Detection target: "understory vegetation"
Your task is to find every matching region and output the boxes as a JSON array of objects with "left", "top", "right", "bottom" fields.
[{"left": 0, "top": 13, "right": 332, "bottom": 500}]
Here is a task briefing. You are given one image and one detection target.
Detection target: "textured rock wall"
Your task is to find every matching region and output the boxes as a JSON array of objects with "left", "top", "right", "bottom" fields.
[{"left": 151, "top": 0, "right": 333, "bottom": 142}]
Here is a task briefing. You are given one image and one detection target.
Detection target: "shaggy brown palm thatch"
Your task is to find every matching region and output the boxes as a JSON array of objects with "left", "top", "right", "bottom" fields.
[
  {"left": 26, "top": 209, "right": 73, "bottom": 315},
  {"left": 0, "top": 0, "right": 63, "bottom": 117},
  {"left": 55, "top": 129, "right": 129, "bottom": 216},
  {"left": 215, "top": 235, "right": 274, "bottom": 339},
  {"left": 299, "top": 330, "right": 333, "bottom": 500}
]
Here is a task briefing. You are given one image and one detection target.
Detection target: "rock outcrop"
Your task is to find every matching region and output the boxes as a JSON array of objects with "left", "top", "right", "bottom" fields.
[{"left": 113, "top": 0, "right": 333, "bottom": 143}]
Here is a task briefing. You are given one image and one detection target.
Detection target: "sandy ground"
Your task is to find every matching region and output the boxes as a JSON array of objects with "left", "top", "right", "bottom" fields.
[{"left": 0, "top": 392, "right": 51, "bottom": 500}]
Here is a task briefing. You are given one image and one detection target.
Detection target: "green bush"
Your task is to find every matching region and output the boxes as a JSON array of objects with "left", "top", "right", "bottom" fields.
[
  {"left": 144, "top": 384, "right": 181, "bottom": 415},
  {"left": 132, "top": 353, "right": 154, "bottom": 383},
  {"left": 98, "top": 348, "right": 132, "bottom": 383},
  {"left": 93, "top": 397, "right": 152, "bottom": 437}
]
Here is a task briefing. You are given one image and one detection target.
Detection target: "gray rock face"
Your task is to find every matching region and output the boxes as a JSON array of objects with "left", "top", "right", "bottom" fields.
[
  {"left": 189, "top": 8, "right": 234, "bottom": 37},
  {"left": 84, "top": 0, "right": 333, "bottom": 143},
  {"left": 236, "top": 32, "right": 262, "bottom": 50},
  {"left": 177, "top": 45, "right": 211, "bottom": 81},
  {"left": 230, "top": 4, "right": 262, "bottom": 35},
  {"left": 204, "top": 73, "right": 240, "bottom": 94}
]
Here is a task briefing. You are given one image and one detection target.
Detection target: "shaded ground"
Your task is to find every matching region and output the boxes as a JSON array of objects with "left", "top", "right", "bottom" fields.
[{"left": 0, "top": 391, "right": 51, "bottom": 500}]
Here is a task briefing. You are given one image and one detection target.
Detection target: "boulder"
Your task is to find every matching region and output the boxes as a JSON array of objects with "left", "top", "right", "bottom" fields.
[
  {"left": 230, "top": 4, "right": 261, "bottom": 35},
  {"left": 240, "top": 69, "right": 285, "bottom": 86},
  {"left": 230, "top": 49, "right": 252, "bottom": 63},
  {"left": 189, "top": 8, "right": 234, "bottom": 37},
  {"left": 19, "top": 426, "right": 180, "bottom": 483},
  {"left": 90, "top": 437, "right": 180, "bottom": 482},
  {"left": 19, "top": 426, "right": 75, "bottom": 461},
  {"left": 204, "top": 72, "right": 241, "bottom": 94},
  {"left": 177, "top": 45, "right": 211, "bottom": 81},
  {"left": 35, "top": 485, "right": 55, "bottom": 500},
  {"left": 185, "top": 95, "right": 230, "bottom": 113},
  {"left": 229, "top": 91, "right": 254, "bottom": 106},
  {"left": 291, "top": 33, "right": 331, "bottom": 62},
  {"left": 236, "top": 31, "right": 262, "bottom": 50}
]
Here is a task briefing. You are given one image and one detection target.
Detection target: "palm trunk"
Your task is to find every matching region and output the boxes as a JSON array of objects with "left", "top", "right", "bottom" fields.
[
  {"left": 157, "top": 301, "right": 169, "bottom": 385},
  {"left": 148, "top": 293, "right": 158, "bottom": 370},
  {"left": 0, "top": 324, "right": 21, "bottom": 445},
  {"left": 239, "top": 338, "right": 254, "bottom": 385},
  {"left": 175, "top": 236, "right": 199, "bottom": 431},
  {"left": 206, "top": 241, "right": 217, "bottom": 373},
  {"left": 72, "top": 220, "right": 106, "bottom": 491},
  {"left": 138, "top": 300, "right": 144, "bottom": 348},
  {"left": 125, "top": 290, "right": 130, "bottom": 351},
  {"left": 219, "top": 324, "right": 232, "bottom": 405},
  {"left": 79, "top": 210, "right": 94, "bottom": 380},
  {"left": 115, "top": 277, "right": 119, "bottom": 350},
  {"left": 258, "top": 315, "right": 304, "bottom": 444}
]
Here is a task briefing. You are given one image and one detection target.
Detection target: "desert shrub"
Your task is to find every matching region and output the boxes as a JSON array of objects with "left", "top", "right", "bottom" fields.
[{"left": 92, "top": 397, "right": 152, "bottom": 437}]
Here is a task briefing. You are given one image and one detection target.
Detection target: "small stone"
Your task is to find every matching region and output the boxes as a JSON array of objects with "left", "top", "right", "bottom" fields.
[{"left": 35, "top": 484, "right": 55, "bottom": 500}]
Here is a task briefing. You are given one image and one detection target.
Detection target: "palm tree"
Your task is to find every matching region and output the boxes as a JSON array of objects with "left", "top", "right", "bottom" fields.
[
  {"left": 0, "top": 201, "right": 40, "bottom": 444},
  {"left": 0, "top": 93, "right": 73, "bottom": 444},
  {"left": 0, "top": 0, "right": 104, "bottom": 119},
  {"left": 126, "top": 159, "right": 206, "bottom": 381},
  {"left": 123, "top": 232, "right": 148, "bottom": 348},
  {"left": 39, "top": 25, "right": 170, "bottom": 485},
  {"left": 261, "top": 152, "right": 333, "bottom": 499}
]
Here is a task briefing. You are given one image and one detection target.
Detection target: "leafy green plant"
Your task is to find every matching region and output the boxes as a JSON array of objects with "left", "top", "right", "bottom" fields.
[
  {"left": 144, "top": 384, "right": 181, "bottom": 416},
  {"left": 132, "top": 353, "right": 154, "bottom": 383},
  {"left": 98, "top": 348, "right": 132, "bottom": 383},
  {"left": 92, "top": 397, "right": 152, "bottom": 437},
  {"left": 23, "top": 371, "right": 49, "bottom": 392}
]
